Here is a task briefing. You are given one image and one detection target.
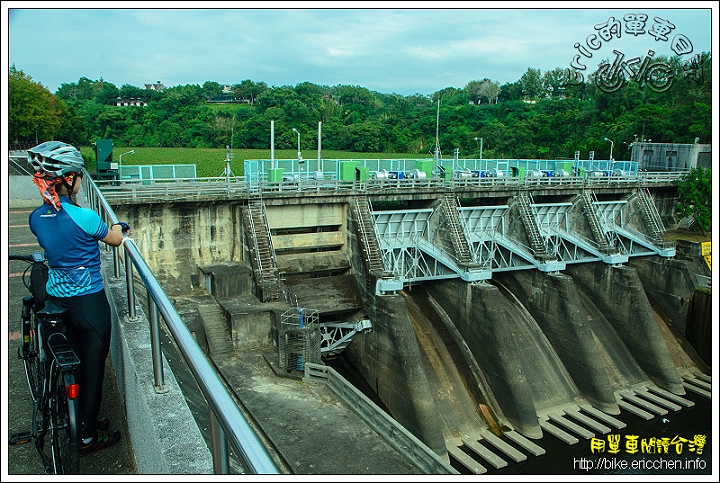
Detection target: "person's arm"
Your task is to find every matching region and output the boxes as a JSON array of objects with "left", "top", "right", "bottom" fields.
[{"left": 102, "top": 222, "right": 130, "bottom": 247}]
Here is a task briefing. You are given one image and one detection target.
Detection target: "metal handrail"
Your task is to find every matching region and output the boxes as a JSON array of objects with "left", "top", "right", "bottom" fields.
[{"left": 80, "top": 175, "right": 280, "bottom": 475}]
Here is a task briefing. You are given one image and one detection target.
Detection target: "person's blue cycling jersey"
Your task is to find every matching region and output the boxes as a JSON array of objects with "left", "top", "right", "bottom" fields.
[{"left": 29, "top": 196, "right": 109, "bottom": 297}]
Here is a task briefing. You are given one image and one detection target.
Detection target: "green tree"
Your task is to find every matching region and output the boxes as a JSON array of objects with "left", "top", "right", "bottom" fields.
[
  {"left": 675, "top": 167, "right": 712, "bottom": 234},
  {"left": 233, "top": 79, "right": 268, "bottom": 106},
  {"left": 542, "top": 68, "right": 567, "bottom": 99},
  {"left": 118, "top": 83, "right": 148, "bottom": 100},
  {"left": 54, "top": 103, "right": 87, "bottom": 146},
  {"left": 10, "top": 50, "right": 711, "bottom": 155},
  {"left": 201, "top": 81, "right": 223, "bottom": 100},
  {"left": 498, "top": 81, "right": 523, "bottom": 102},
  {"left": 9, "top": 65, "right": 69, "bottom": 143},
  {"left": 519, "top": 68, "right": 544, "bottom": 100},
  {"left": 56, "top": 76, "right": 97, "bottom": 102},
  {"left": 466, "top": 78, "right": 501, "bottom": 105}
]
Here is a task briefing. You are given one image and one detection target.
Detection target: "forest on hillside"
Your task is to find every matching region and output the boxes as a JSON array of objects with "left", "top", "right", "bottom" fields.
[{"left": 8, "top": 51, "right": 712, "bottom": 161}]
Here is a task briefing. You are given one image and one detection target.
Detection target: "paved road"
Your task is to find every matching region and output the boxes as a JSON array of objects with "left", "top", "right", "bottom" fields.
[{"left": 5, "top": 205, "right": 137, "bottom": 476}]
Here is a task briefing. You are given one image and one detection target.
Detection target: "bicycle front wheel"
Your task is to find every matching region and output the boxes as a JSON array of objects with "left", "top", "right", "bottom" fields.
[
  {"left": 21, "top": 303, "right": 43, "bottom": 401},
  {"left": 50, "top": 367, "right": 81, "bottom": 474}
]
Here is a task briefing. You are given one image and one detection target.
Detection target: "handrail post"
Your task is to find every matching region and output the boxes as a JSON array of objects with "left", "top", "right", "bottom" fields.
[
  {"left": 147, "top": 288, "right": 167, "bottom": 393},
  {"left": 124, "top": 248, "right": 137, "bottom": 320},
  {"left": 209, "top": 410, "right": 230, "bottom": 474},
  {"left": 113, "top": 245, "right": 122, "bottom": 278}
]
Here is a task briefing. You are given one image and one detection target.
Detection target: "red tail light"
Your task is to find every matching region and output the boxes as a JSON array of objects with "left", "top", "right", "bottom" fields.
[{"left": 66, "top": 383, "right": 80, "bottom": 400}]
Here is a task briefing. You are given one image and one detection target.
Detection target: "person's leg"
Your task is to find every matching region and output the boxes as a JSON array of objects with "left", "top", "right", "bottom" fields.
[{"left": 52, "top": 290, "right": 111, "bottom": 439}]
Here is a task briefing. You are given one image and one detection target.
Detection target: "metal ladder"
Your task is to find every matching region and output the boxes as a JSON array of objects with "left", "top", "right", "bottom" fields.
[
  {"left": 353, "top": 196, "right": 386, "bottom": 276},
  {"left": 247, "top": 197, "right": 281, "bottom": 301},
  {"left": 581, "top": 190, "right": 614, "bottom": 253},
  {"left": 442, "top": 193, "right": 474, "bottom": 265},
  {"left": 516, "top": 190, "right": 552, "bottom": 258},
  {"left": 636, "top": 188, "right": 666, "bottom": 244}
]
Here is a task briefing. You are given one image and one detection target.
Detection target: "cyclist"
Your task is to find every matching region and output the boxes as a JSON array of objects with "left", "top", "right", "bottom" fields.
[{"left": 27, "top": 141, "right": 127, "bottom": 456}]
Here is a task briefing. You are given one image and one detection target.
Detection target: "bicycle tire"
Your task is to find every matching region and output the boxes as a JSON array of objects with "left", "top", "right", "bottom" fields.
[
  {"left": 21, "top": 300, "right": 43, "bottom": 401},
  {"left": 50, "top": 366, "right": 81, "bottom": 474}
]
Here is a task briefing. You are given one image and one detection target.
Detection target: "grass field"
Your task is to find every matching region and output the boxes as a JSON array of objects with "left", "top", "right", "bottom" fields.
[{"left": 78, "top": 146, "right": 420, "bottom": 178}]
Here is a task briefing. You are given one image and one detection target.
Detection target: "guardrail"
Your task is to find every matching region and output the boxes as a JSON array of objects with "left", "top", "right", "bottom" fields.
[
  {"left": 81, "top": 175, "right": 280, "bottom": 475},
  {"left": 95, "top": 171, "right": 687, "bottom": 203}
]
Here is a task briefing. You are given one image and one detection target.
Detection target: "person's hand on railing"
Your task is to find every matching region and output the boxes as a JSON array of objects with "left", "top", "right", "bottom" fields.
[{"left": 115, "top": 221, "right": 131, "bottom": 234}]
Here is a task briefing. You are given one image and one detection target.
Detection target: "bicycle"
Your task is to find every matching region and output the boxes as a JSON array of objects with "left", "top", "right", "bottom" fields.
[{"left": 8, "top": 252, "right": 82, "bottom": 474}]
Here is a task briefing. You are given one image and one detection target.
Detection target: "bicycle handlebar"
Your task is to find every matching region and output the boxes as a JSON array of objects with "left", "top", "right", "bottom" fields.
[
  {"left": 9, "top": 254, "right": 34, "bottom": 262},
  {"left": 9, "top": 253, "right": 45, "bottom": 263}
]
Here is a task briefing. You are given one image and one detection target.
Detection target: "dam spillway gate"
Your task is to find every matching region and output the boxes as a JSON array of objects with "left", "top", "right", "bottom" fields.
[
  {"left": 103, "top": 176, "right": 711, "bottom": 474},
  {"left": 353, "top": 185, "right": 676, "bottom": 294}
]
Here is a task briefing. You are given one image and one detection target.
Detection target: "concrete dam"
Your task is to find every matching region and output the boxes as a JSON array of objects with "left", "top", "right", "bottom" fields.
[{"left": 104, "top": 175, "right": 711, "bottom": 473}]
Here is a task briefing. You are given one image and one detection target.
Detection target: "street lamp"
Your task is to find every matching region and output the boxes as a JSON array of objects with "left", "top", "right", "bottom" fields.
[
  {"left": 292, "top": 128, "right": 302, "bottom": 161},
  {"left": 604, "top": 137, "right": 614, "bottom": 162},
  {"left": 473, "top": 137, "right": 483, "bottom": 160},
  {"left": 118, "top": 150, "right": 135, "bottom": 179}
]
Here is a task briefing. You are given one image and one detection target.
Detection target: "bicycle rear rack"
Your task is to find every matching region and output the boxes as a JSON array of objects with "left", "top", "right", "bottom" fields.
[{"left": 46, "top": 333, "right": 80, "bottom": 368}]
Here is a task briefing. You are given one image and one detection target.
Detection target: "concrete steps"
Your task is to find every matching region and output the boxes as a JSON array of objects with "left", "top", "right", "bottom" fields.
[{"left": 201, "top": 307, "right": 235, "bottom": 359}]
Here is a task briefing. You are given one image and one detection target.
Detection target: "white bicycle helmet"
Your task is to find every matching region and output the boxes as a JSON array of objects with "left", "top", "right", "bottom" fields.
[{"left": 28, "top": 141, "right": 85, "bottom": 178}]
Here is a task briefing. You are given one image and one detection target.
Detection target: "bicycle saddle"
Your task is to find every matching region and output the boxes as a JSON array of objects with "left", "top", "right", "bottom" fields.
[{"left": 37, "top": 300, "right": 68, "bottom": 317}]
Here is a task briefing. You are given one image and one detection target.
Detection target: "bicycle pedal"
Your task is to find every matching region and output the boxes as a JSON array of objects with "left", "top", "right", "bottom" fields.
[{"left": 8, "top": 431, "right": 33, "bottom": 445}]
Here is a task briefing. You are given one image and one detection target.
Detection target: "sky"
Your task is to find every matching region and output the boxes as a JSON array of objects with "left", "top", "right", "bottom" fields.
[{"left": 3, "top": 2, "right": 716, "bottom": 96}]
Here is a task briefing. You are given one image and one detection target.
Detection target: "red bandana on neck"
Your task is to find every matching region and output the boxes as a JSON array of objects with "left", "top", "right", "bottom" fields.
[{"left": 32, "top": 173, "right": 63, "bottom": 211}]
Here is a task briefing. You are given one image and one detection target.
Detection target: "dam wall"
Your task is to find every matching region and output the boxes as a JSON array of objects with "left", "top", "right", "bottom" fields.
[
  {"left": 563, "top": 263, "right": 685, "bottom": 394},
  {"left": 424, "top": 279, "right": 544, "bottom": 439},
  {"left": 627, "top": 256, "right": 700, "bottom": 333},
  {"left": 119, "top": 202, "right": 247, "bottom": 296},
  {"left": 343, "top": 293, "right": 448, "bottom": 456},
  {"left": 490, "top": 271, "right": 619, "bottom": 414}
]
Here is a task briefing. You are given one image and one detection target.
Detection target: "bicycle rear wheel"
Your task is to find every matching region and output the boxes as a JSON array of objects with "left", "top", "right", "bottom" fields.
[{"left": 50, "top": 367, "right": 81, "bottom": 474}]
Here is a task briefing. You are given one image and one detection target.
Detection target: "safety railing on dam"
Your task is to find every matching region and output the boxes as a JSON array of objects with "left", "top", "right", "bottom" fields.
[
  {"left": 79, "top": 175, "right": 280, "bottom": 475},
  {"left": 95, "top": 170, "right": 688, "bottom": 203}
]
